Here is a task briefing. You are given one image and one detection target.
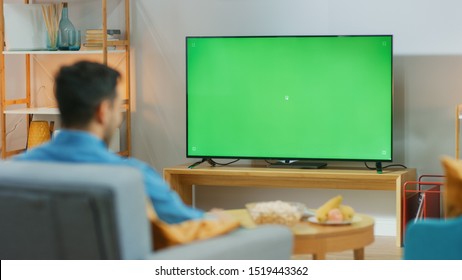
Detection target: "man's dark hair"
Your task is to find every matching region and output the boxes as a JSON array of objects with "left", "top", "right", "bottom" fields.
[{"left": 55, "top": 61, "right": 121, "bottom": 128}]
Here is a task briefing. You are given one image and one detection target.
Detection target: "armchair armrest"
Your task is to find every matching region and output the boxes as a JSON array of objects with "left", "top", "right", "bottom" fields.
[{"left": 148, "top": 225, "right": 293, "bottom": 260}]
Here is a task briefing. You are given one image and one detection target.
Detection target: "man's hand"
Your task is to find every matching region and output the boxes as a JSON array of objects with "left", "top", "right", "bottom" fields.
[{"left": 206, "top": 208, "right": 236, "bottom": 222}]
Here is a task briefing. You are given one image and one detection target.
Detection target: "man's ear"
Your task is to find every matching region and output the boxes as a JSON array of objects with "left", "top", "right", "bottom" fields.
[{"left": 95, "top": 100, "right": 110, "bottom": 124}]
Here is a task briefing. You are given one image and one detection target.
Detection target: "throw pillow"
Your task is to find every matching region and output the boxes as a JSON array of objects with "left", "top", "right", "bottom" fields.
[
  {"left": 441, "top": 156, "right": 462, "bottom": 218},
  {"left": 146, "top": 201, "right": 240, "bottom": 250}
]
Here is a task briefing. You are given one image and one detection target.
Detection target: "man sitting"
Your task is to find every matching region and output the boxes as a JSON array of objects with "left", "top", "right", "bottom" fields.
[{"left": 14, "top": 61, "right": 216, "bottom": 225}]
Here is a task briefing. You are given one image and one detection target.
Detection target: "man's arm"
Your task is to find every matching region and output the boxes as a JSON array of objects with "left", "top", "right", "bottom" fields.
[{"left": 131, "top": 160, "right": 205, "bottom": 224}]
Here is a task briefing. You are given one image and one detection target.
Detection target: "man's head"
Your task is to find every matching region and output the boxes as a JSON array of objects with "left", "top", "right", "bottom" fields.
[{"left": 55, "top": 61, "right": 122, "bottom": 145}]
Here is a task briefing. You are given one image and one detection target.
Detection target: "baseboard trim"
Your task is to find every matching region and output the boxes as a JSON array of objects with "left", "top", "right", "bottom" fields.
[{"left": 374, "top": 217, "right": 396, "bottom": 236}]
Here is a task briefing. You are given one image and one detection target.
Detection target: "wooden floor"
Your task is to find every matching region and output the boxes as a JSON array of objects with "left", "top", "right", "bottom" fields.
[{"left": 292, "top": 236, "right": 403, "bottom": 260}]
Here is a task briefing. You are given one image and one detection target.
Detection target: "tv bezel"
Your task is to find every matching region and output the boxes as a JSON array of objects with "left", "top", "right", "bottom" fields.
[{"left": 186, "top": 35, "right": 394, "bottom": 163}]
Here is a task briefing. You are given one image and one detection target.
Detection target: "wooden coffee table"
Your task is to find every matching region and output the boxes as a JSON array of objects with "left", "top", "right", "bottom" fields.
[{"left": 227, "top": 209, "right": 375, "bottom": 260}]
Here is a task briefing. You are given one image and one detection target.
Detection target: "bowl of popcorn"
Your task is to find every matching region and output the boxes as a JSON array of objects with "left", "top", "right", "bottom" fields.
[{"left": 246, "top": 200, "right": 306, "bottom": 227}]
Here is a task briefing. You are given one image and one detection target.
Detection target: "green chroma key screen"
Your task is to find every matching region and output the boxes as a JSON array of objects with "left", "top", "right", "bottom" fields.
[{"left": 187, "top": 35, "right": 392, "bottom": 161}]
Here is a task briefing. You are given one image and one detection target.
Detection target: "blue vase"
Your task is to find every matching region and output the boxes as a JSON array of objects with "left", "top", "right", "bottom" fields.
[{"left": 57, "top": 2, "right": 76, "bottom": 50}]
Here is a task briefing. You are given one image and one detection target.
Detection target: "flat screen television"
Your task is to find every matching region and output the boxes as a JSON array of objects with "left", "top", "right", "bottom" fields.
[{"left": 186, "top": 35, "right": 393, "bottom": 167}]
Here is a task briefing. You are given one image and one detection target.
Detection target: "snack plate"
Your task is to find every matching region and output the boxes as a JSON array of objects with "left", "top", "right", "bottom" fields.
[{"left": 307, "top": 215, "right": 362, "bottom": 225}]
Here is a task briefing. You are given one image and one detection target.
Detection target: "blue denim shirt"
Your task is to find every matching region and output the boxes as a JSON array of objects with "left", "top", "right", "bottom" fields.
[{"left": 13, "top": 130, "right": 204, "bottom": 224}]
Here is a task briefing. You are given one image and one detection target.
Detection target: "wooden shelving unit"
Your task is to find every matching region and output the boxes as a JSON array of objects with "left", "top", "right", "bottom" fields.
[
  {"left": 3, "top": 49, "right": 126, "bottom": 55},
  {"left": 457, "top": 104, "right": 462, "bottom": 159},
  {"left": 0, "top": 0, "right": 131, "bottom": 158}
]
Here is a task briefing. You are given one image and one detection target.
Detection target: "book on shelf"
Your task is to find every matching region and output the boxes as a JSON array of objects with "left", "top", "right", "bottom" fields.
[
  {"left": 82, "top": 44, "right": 116, "bottom": 50},
  {"left": 85, "top": 35, "right": 104, "bottom": 39},
  {"left": 85, "top": 39, "right": 119, "bottom": 43},
  {"left": 86, "top": 29, "right": 105, "bottom": 34}
]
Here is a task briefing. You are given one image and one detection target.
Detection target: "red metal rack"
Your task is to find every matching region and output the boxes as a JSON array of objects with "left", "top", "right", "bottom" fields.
[{"left": 402, "top": 175, "right": 444, "bottom": 244}]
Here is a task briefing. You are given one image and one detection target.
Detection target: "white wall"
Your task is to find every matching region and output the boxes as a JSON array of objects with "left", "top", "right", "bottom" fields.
[{"left": 131, "top": 0, "right": 462, "bottom": 236}]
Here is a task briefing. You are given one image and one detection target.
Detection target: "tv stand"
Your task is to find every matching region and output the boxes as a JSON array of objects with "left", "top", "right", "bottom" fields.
[
  {"left": 376, "top": 162, "right": 383, "bottom": 174},
  {"left": 163, "top": 164, "right": 416, "bottom": 246},
  {"left": 269, "top": 161, "right": 327, "bottom": 169}
]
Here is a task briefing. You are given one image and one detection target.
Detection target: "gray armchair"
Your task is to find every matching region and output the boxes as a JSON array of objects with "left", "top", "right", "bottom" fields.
[{"left": 0, "top": 161, "right": 293, "bottom": 260}]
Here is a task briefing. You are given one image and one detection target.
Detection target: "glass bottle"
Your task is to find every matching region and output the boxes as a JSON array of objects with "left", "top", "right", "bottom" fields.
[{"left": 57, "top": 2, "right": 76, "bottom": 50}]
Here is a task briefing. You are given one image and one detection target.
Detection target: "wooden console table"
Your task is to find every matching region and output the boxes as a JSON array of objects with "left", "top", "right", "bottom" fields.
[{"left": 163, "top": 164, "right": 416, "bottom": 246}]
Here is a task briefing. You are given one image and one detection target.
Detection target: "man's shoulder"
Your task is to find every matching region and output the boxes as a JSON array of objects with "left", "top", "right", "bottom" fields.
[
  {"left": 12, "top": 143, "right": 160, "bottom": 177},
  {"left": 12, "top": 144, "right": 50, "bottom": 161}
]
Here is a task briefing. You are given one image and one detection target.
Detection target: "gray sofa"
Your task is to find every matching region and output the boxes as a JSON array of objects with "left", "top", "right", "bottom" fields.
[{"left": 0, "top": 161, "right": 293, "bottom": 259}]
